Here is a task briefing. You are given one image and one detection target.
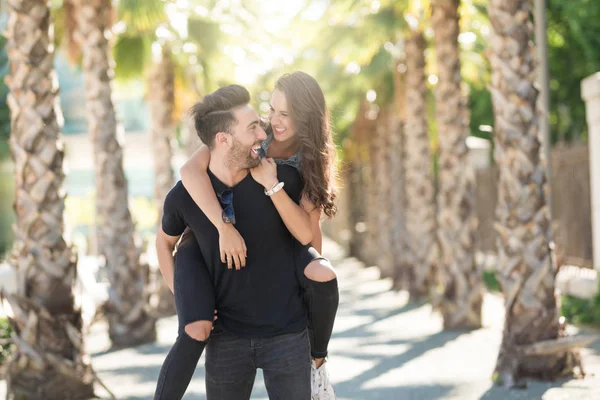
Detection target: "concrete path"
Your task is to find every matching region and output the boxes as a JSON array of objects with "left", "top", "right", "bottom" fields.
[{"left": 1, "top": 238, "right": 599, "bottom": 399}]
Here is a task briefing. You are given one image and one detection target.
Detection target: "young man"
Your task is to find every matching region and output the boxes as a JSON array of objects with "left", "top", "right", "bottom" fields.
[{"left": 154, "top": 85, "right": 311, "bottom": 399}]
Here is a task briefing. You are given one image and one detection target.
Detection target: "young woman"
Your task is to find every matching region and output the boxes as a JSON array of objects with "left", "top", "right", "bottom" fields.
[{"left": 156, "top": 72, "right": 339, "bottom": 400}]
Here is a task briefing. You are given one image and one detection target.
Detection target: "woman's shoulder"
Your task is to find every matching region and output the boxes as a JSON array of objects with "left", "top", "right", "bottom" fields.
[
  {"left": 262, "top": 133, "right": 302, "bottom": 171},
  {"left": 276, "top": 164, "right": 304, "bottom": 201},
  {"left": 259, "top": 134, "right": 273, "bottom": 158},
  {"left": 274, "top": 153, "right": 301, "bottom": 171}
]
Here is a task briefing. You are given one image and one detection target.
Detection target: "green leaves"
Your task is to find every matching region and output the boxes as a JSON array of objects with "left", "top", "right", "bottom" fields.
[
  {"left": 547, "top": 0, "right": 600, "bottom": 143},
  {"left": 118, "top": 0, "right": 168, "bottom": 34},
  {"left": 187, "top": 17, "right": 221, "bottom": 59},
  {"left": 113, "top": 35, "right": 152, "bottom": 81},
  {"left": 0, "top": 317, "right": 14, "bottom": 366}
]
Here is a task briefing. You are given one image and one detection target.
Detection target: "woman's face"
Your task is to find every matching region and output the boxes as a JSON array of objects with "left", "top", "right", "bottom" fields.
[{"left": 269, "top": 88, "right": 296, "bottom": 142}]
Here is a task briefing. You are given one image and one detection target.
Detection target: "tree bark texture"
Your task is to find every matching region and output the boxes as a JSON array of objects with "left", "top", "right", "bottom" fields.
[
  {"left": 404, "top": 31, "right": 438, "bottom": 300},
  {"left": 148, "top": 44, "right": 176, "bottom": 317},
  {"left": 432, "top": 0, "right": 483, "bottom": 329},
  {"left": 488, "top": 0, "right": 582, "bottom": 384},
  {"left": 74, "top": 0, "right": 156, "bottom": 347},
  {"left": 3, "top": 1, "right": 96, "bottom": 397}
]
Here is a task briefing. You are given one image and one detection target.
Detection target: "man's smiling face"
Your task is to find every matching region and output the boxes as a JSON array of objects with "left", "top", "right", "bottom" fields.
[{"left": 227, "top": 104, "right": 267, "bottom": 169}]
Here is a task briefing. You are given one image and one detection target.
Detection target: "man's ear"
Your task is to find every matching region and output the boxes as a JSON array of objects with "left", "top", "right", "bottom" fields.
[{"left": 215, "top": 132, "right": 230, "bottom": 146}]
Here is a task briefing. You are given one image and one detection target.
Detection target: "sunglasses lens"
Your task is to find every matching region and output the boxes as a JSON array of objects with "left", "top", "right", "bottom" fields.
[
  {"left": 222, "top": 206, "right": 236, "bottom": 224},
  {"left": 220, "top": 190, "right": 233, "bottom": 204}
]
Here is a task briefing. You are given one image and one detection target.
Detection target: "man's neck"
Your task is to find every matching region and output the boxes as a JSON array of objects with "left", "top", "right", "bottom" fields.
[{"left": 208, "top": 156, "right": 247, "bottom": 188}]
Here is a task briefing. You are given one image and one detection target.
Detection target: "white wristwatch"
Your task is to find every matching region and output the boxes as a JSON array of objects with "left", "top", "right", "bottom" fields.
[{"left": 265, "top": 181, "right": 285, "bottom": 196}]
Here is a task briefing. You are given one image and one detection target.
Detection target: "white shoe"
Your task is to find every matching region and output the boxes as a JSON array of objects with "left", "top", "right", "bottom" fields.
[{"left": 311, "top": 358, "right": 336, "bottom": 400}]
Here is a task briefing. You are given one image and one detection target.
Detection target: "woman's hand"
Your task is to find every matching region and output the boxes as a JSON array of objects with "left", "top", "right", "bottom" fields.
[
  {"left": 250, "top": 158, "right": 279, "bottom": 190},
  {"left": 218, "top": 224, "right": 247, "bottom": 270}
]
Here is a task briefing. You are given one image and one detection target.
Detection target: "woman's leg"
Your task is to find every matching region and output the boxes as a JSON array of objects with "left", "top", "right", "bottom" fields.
[
  {"left": 303, "top": 258, "right": 338, "bottom": 365},
  {"left": 295, "top": 245, "right": 339, "bottom": 363},
  {"left": 154, "top": 230, "right": 215, "bottom": 400}
]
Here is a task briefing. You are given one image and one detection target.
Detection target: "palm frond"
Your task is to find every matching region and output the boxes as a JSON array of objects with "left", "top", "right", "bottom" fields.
[
  {"left": 113, "top": 35, "right": 152, "bottom": 81},
  {"left": 187, "top": 17, "right": 221, "bottom": 58},
  {"left": 118, "top": 0, "right": 168, "bottom": 34}
]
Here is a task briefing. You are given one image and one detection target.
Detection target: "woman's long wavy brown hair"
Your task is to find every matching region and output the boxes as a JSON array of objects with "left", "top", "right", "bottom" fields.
[{"left": 274, "top": 72, "right": 338, "bottom": 218}]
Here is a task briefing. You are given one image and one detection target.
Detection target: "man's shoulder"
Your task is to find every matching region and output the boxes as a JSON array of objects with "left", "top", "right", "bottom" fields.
[
  {"left": 276, "top": 164, "right": 302, "bottom": 182},
  {"left": 165, "top": 180, "right": 194, "bottom": 208},
  {"left": 166, "top": 180, "right": 186, "bottom": 199},
  {"left": 275, "top": 164, "right": 303, "bottom": 202}
]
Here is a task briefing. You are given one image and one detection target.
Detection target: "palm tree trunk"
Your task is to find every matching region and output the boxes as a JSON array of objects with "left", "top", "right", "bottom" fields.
[
  {"left": 75, "top": 0, "right": 156, "bottom": 347},
  {"left": 3, "top": 1, "right": 95, "bottom": 397},
  {"left": 148, "top": 44, "right": 176, "bottom": 316},
  {"left": 374, "top": 109, "right": 394, "bottom": 277},
  {"left": 488, "top": 0, "right": 582, "bottom": 385},
  {"left": 432, "top": 0, "right": 482, "bottom": 329},
  {"left": 404, "top": 31, "right": 437, "bottom": 300},
  {"left": 389, "top": 61, "right": 413, "bottom": 290},
  {"left": 347, "top": 100, "right": 371, "bottom": 260},
  {"left": 365, "top": 117, "right": 382, "bottom": 267},
  {"left": 386, "top": 111, "right": 412, "bottom": 289}
]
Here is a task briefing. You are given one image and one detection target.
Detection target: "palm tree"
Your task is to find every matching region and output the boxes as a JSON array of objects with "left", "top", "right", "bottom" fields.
[
  {"left": 488, "top": 0, "right": 591, "bottom": 385},
  {"left": 384, "top": 102, "right": 411, "bottom": 289},
  {"left": 431, "top": 0, "right": 482, "bottom": 329},
  {"left": 403, "top": 30, "right": 437, "bottom": 300},
  {"left": 73, "top": 0, "right": 156, "bottom": 347},
  {"left": 111, "top": 1, "right": 196, "bottom": 317},
  {"left": 364, "top": 118, "right": 381, "bottom": 268},
  {"left": 346, "top": 100, "right": 373, "bottom": 260},
  {"left": 373, "top": 108, "right": 394, "bottom": 277},
  {"left": 2, "top": 0, "right": 95, "bottom": 397},
  {"left": 148, "top": 43, "right": 177, "bottom": 315}
]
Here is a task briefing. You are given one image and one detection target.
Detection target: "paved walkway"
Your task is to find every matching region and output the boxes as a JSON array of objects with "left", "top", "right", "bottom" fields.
[{"left": 2, "top": 238, "right": 600, "bottom": 399}]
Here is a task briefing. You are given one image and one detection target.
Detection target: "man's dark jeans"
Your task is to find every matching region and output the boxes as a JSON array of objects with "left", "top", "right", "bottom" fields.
[{"left": 205, "top": 328, "right": 311, "bottom": 400}]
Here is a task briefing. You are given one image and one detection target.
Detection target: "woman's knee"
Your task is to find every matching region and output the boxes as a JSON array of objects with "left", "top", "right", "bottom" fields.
[
  {"left": 304, "top": 259, "right": 336, "bottom": 282},
  {"left": 184, "top": 320, "right": 213, "bottom": 342}
]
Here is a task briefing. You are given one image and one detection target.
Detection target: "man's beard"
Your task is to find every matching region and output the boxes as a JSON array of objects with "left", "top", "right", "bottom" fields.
[{"left": 226, "top": 137, "right": 261, "bottom": 170}]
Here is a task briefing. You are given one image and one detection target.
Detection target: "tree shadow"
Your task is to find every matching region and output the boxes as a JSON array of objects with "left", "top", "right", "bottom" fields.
[
  {"left": 333, "top": 330, "right": 464, "bottom": 399},
  {"left": 479, "top": 378, "right": 574, "bottom": 400},
  {"left": 333, "top": 301, "right": 424, "bottom": 340},
  {"left": 90, "top": 340, "right": 172, "bottom": 357}
]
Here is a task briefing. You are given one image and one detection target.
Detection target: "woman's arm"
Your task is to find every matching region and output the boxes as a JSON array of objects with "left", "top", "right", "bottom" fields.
[
  {"left": 251, "top": 158, "right": 314, "bottom": 245},
  {"left": 268, "top": 189, "right": 316, "bottom": 245},
  {"left": 180, "top": 145, "right": 223, "bottom": 229},
  {"left": 180, "top": 145, "right": 247, "bottom": 269},
  {"left": 306, "top": 201, "right": 323, "bottom": 254}
]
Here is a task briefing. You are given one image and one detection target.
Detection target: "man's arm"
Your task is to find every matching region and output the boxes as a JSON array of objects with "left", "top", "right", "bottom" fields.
[
  {"left": 156, "top": 226, "right": 181, "bottom": 293},
  {"left": 157, "top": 183, "right": 187, "bottom": 292}
]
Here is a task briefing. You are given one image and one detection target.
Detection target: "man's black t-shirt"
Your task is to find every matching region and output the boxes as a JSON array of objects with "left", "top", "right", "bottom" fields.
[{"left": 162, "top": 165, "right": 308, "bottom": 337}]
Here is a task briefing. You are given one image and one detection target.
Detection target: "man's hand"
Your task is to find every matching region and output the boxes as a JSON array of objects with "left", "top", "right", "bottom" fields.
[
  {"left": 250, "top": 158, "right": 279, "bottom": 190},
  {"left": 218, "top": 223, "right": 247, "bottom": 270}
]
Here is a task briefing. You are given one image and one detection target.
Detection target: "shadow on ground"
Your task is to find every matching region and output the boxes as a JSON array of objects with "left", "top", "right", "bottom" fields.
[{"left": 66, "top": 239, "right": 600, "bottom": 399}]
